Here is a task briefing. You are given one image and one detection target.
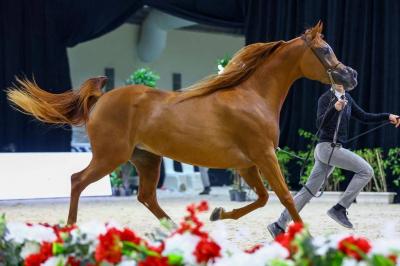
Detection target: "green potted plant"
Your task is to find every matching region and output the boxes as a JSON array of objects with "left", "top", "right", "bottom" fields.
[
  {"left": 216, "top": 55, "right": 231, "bottom": 74},
  {"left": 387, "top": 147, "right": 400, "bottom": 188},
  {"left": 125, "top": 67, "right": 160, "bottom": 87},
  {"left": 110, "top": 167, "right": 124, "bottom": 196},
  {"left": 227, "top": 169, "right": 247, "bottom": 202}
]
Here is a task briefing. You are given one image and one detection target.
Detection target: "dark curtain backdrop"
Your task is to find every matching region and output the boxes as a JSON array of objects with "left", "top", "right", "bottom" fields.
[
  {"left": 0, "top": 0, "right": 142, "bottom": 151},
  {"left": 244, "top": 0, "right": 400, "bottom": 152},
  {"left": 1, "top": 0, "right": 399, "bottom": 153}
]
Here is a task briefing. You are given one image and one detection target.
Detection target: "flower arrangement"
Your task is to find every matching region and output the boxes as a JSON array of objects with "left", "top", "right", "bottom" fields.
[
  {"left": 1, "top": 203, "right": 400, "bottom": 266},
  {"left": 216, "top": 56, "right": 231, "bottom": 74}
]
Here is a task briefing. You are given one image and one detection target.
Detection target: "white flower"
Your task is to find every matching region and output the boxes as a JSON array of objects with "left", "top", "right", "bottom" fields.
[
  {"left": 70, "top": 221, "right": 107, "bottom": 244},
  {"left": 20, "top": 241, "right": 40, "bottom": 259},
  {"left": 254, "top": 242, "right": 288, "bottom": 261},
  {"left": 342, "top": 258, "right": 368, "bottom": 266},
  {"left": 41, "top": 256, "right": 65, "bottom": 266},
  {"left": 218, "top": 65, "right": 225, "bottom": 74},
  {"left": 209, "top": 221, "right": 241, "bottom": 255},
  {"left": 214, "top": 242, "right": 288, "bottom": 266},
  {"left": 312, "top": 236, "right": 331, "bottom": 256},
  {"left": 370, "top": 239, "right": 400, "bottom": 256},
  {"left": 5, "top": 223, "right": 56, "bottom": 243},
  {"left": 117, "top": 260, "right": 137, "bottom": 266},
  {"left": 162, "top": 232, "right": 201, "bottom": 265}
]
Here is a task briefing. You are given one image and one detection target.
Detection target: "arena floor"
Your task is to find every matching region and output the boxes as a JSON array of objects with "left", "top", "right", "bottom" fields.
[{"left": 1, "top": 187, "right": 399, "bottom": 247}]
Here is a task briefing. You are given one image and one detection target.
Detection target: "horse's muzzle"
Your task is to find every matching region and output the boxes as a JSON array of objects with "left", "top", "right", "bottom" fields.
[{"left": 331, "top": 66, "right": 358, "bottom": 91}]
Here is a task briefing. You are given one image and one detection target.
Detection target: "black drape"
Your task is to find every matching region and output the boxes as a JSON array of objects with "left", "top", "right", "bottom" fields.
[
  {"left": 244, "top": 0, "right": 400, "bottom": 151},
  {"left": 0, "top": 0, "right": 142, "bottom": 151}
]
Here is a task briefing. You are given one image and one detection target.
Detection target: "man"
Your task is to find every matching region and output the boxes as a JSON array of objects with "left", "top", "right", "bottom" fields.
[
  {"left": 199, "top": 167, "right": 211, "bottom": 195},
  {"left": 267, "top": 85, "right": 400, "bottom": 238}
]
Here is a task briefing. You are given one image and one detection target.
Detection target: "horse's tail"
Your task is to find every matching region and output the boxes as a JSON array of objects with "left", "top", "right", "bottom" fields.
[{"left": 7, "top": 76, "right": 107, "bottom": 126}]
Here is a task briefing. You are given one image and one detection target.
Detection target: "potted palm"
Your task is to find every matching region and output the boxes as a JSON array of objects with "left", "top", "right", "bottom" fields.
[
  {"left": 110, "top": 169, "right": 124, "bottom": 196},
  {"left": 227, "top": 169, "right": 247, "bottom": 202}
]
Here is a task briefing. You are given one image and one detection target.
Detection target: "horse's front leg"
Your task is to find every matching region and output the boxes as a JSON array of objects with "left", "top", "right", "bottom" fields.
[
  {"left": 210, "top": 166, "right": 268, "bottom": 221},
  {"left": 255, "top": 147, "right": 303, "bottom": 224}
]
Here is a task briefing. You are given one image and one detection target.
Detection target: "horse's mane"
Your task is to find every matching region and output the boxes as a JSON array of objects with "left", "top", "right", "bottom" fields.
[{"left": 175, "top": 41, "right": 284, "bottom": 102}]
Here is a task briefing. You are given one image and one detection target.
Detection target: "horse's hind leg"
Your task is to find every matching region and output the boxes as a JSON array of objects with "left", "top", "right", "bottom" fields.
[
  {"left": 210, "top": 166, "right": 268, "bottom": 221},
  {"left": 131, "top": 148, "right": 171, "bottom": 220},
  {"left": 67, "top": 144, "right": 131, "bottom": 224}
]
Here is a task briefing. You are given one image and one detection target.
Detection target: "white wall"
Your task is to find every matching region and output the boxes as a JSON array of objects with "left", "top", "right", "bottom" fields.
[{"left": 67, "top": 23, "right": 244, "bottom": 90}]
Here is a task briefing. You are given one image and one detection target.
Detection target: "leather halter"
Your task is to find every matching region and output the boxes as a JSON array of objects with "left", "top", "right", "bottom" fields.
[{"left": 301, "top": 34, "right": 342, "bottom": 88}]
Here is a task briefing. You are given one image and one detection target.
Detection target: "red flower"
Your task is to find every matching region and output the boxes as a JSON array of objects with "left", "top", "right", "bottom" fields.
[
  {"left": 95, "top": 227, "right": 123, "bottom": 264},
  {"left": 389, "top": 254, "right": 397, "bottom": 264},
  {"left": 197, "top": 201, "right": 209, "bottom": 212},
  {"left": 53, "top": 224, "right": 77, "bottom": 243},
  {"left": 193, "top": 238, "right": 221, "bottom": 263},
  {"left": 338, "top": 236, "right": 371, "bottom": 261},
  {"left": 245, "top": 244, "right": 263, "bottom": 254},
  {"left": 148, "top": 242, "right": 165, "bottom": 254},
  {"left": 287, "top": 223, "right": 304, "bottom": 238},
  {"left": 25, "top": 242, "right": 53, "bottom": 266},
  {"left": 66, "top": 256, "right": 80, "bottom": 266},
  {"left": 275, "top": 233, "right": 291, "bottom": 252},
  {"left": 138, "top": 256, "right": 168, "bottom": 266},
  {"left": 121, "top": 228, "right": 143, "bottom": 245}
]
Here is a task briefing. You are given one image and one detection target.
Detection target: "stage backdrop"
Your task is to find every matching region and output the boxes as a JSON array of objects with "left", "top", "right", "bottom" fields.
[{"left": 1, "top": 0, "right": 399, "bottom": 153}]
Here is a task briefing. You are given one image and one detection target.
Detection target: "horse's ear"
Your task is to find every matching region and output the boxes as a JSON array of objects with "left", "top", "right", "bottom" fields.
[
  {"left": 317, "top": 20, "right": 324, "bottom": 33},
  {"left": 305, "top": 20, "right": 323, "bottom": 41}
]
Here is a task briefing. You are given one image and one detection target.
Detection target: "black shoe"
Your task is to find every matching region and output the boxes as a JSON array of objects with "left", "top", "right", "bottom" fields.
[
  {"left": 199, "top": 186, "right": 211, "bottom": 195},
  {"left": 267, "top": 222, "right": 285, "bottom": 239},
  {"left": 327, "top": 206, "right": 354, "bottom": 229}
]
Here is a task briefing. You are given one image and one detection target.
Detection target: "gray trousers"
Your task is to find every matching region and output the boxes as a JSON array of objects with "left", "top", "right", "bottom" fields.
[
  {"left": 199, "top": 167, "right": 210, "bottom": 187},
  {"left": 276, "top": 142, "right": 374, "bottom": 229}
]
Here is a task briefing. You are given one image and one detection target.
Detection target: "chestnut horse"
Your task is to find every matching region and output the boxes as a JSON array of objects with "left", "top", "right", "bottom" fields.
[{"left": 8, "top": 22, "right": 357, "bottom": 225}]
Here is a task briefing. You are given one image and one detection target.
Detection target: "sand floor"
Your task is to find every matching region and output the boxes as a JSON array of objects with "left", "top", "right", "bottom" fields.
[{"left": 1, "top": 187, "right": 399, "bottom": 247}]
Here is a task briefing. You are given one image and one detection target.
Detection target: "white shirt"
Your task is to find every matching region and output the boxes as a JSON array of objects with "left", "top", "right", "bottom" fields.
[{"left": 333, "top": 88, "right": 345, "bottom": 100}]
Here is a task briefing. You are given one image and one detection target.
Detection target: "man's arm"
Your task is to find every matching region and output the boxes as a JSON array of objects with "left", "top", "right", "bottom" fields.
[{"left": 350, "top": 95, "right": 390, "bottom": 123}]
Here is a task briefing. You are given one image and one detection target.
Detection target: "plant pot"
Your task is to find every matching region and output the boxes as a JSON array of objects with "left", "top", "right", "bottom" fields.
[
  {"left": 112, "top": 187, "right": 121, "bottom": 196},
  {"left": 356, "top": 192, "right": 396, "bottom": 204},
  {"left": 229, "top": 189, "right": 237, "bottom": 201},
  {"left": 235, "top": 191, "right": 247, "bottom": 202},
  {"left": 123, "top": 187, "right": 133, "bottom": 196}
]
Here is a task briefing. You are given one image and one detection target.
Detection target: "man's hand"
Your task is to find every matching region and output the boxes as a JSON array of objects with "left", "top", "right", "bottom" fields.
[
  {"left": 389, "top": 114, "right": 400, "bottom": 128},
  {"left": 334, "top": 99, "right": 347, "bottom": 111}
]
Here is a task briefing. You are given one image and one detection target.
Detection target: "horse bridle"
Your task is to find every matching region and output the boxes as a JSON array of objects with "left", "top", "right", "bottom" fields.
[{"left": 301, "top": 35, "right": 342, "bottom": 89}]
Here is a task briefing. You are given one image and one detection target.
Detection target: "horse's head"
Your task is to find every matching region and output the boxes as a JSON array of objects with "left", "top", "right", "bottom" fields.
[{"left": 299, "top": 21, "right": 357, "bottom": 91}]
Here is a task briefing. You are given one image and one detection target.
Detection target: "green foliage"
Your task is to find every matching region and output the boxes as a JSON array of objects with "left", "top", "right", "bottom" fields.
[
  {"left": 126, "top": 67, "right": 160, "bottom": 87},
  {"left": 0, "top": 214, "right": 23, "bottom": 265},
  {"left": 110, "top": 166, "right": 123, "bottom": 188},
  {"left": 276, "top": 147, "right": 295, "bottom": 188},
  {"left": 217, "top": 55, "right": 231, "bottom": 68},
  {"left": 387, "top": 148, "right": 400, "bottom": 187},
  {"left": 354, "top": 148, "right": 387, "bottom": 192}
]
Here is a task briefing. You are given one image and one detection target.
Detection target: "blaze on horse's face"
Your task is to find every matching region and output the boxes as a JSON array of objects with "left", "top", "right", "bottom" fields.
[{"left": 300, "top": 22, "right": 358, "bottom": 91}]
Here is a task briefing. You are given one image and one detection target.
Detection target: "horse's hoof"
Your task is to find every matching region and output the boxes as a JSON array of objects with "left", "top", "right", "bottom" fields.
[{"left": 210, "top": 207, "right": 224, "bottom": 221}]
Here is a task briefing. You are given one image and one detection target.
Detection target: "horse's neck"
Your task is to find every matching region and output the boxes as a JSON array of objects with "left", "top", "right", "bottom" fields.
[{"left": 247, "top": 42, "right": 305, "bottom": 115}]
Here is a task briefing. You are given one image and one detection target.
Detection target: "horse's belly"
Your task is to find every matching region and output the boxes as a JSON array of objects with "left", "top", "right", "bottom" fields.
[{"left": 136, "top": 141, "right": 252, "bottom": 169}]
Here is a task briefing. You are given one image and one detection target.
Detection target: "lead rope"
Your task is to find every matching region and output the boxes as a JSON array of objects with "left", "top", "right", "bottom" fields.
[{"left": 300, "top": 70, "right": 343, "bottom": 198}]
